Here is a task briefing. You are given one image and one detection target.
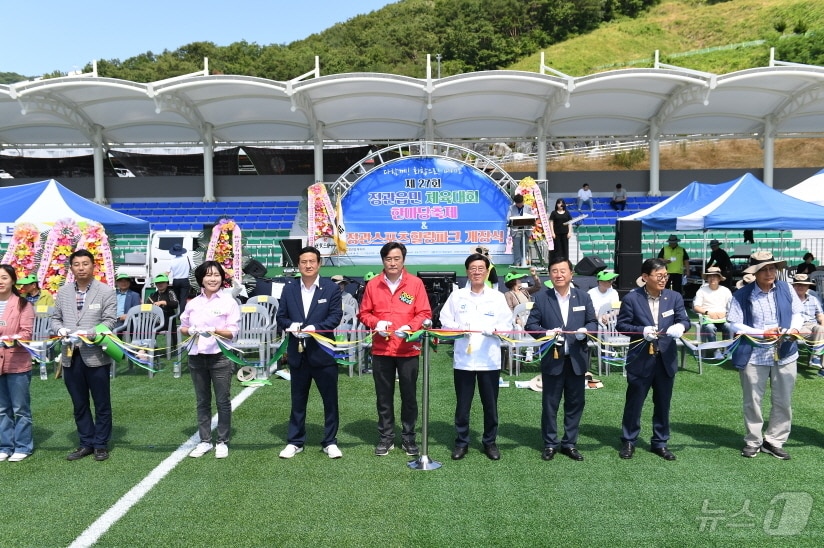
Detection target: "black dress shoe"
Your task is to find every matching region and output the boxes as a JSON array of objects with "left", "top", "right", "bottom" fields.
[
  {"left": 651, "top": 446, "right": 676, "bottom": 461},
  {"left": 618, "top": 442, "right": 635, "bottom": 459},
  {"left": 483, "top": 443, "right": 501, "bottom": 461},
  {"left": 94, "top": 448, "right": 110, "bottom": 461},
  {"left": 541, "top": 447, "right": 556, "bottom": 461},
  {"left": 67, "top": 447, "right": 94, "bottom": 461},
  {"left": 560, "top": 446, "right": 584, "bottom": 461},
  {"left": 451, "top": 446, "right": 468, "bottom": 460}
]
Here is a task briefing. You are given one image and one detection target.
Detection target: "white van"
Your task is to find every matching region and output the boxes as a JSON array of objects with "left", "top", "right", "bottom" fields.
[{"left": 117, "top": 230, "right": 199, "bottom": 287}]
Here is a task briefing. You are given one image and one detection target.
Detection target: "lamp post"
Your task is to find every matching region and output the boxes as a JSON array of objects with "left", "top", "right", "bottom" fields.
[{"left": 436, "top": 54, "right": 441, "bottom": 79}]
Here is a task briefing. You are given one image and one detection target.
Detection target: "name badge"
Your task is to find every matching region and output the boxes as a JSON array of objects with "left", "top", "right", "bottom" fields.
[
  {"left": 318, "top": 298, "right": 327, "bottom": 303},
  {"left": 662, "top": 310, "right": 674, "bottom": 317},
  {"left": 89, "top": 303, "right": 101, "bottom": 310},
  {"left": 572, "top": 306, "right": 586, "bottom": 312},
  {"left": 0, "top": 320, "right": 5, "bottom": 327}
]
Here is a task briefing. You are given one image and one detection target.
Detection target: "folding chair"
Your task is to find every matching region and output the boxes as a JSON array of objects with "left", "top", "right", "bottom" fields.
[
  {"left": 113, "top": 304, "right": 165, "bottom": 378},
  {"left": 235, "top": 304, "right": 273, "bottom": 379}
]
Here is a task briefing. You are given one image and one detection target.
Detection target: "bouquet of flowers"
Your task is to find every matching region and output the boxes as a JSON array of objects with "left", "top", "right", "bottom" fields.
[
  {"left": 1, "top": 223, "right": 43, "bottom": 280},
  {"left": 37, "top": 218, "right": 81, "bottom": 295},
  {"left": 74, "top": 222, "right": 115, "bottom": 287},
  {"left": 205, "top": 218, "right": 242, "bottom": 283}
]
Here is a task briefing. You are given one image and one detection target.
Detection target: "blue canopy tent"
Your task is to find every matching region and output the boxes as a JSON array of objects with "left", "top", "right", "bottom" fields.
[
  {"left": 625, "top": 173, "right": 824, "bottom": 231},
  {"left": 622, "top": 179, "right": 737, "bottom": 231},
  {"left": 0, "top": 179, "right": 149, "bottom": 236}
]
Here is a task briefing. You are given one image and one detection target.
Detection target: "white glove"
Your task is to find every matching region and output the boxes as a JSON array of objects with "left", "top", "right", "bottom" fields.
[
  {"left": 394, "top": 325, "right": 411, "bottom": 339},
  {"left": 57, "top": 328, "right": 70, "bottom": 337},
  {"left": 575, "top": 327, "right": 588, "bottom": 341},
  {"left": 666, "top": 324, "right": 685, "bottom": 338},
  {"left": 643, "top": 326, "right": 658, "bottom": 342},
  {"left": 70, "top": 330, "right": 88, "bottom": 339},
  {"left": 481, "top": 329, "right": 496, "bottom": 337},
  {"left": 302, "top": 325, "right": 316, "bottom": 333},
  {"left": 546, "top": 328, "right": 562, "bottom": 339},
  {"left": 188, "top": 326, "right": 200, "bottom": 336},
  {"left": 286, "top": 322, "right": 301, "bottom": 333},
  {"left": 376, "top": 320, "right": 392, "bottom": 337}
]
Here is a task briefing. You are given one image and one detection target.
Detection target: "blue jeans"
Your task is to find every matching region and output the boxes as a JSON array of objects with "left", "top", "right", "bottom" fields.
[
  {"left": 578, "top": 198, "right": 593, "bottom": 211},
  {"left": 0, "top": 371, "right": 33, "bottom": 455}
]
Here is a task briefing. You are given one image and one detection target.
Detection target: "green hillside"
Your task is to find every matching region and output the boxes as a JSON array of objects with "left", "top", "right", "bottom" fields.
[{"left": 510, "top": 0, "right": 824, "bottom": 75}]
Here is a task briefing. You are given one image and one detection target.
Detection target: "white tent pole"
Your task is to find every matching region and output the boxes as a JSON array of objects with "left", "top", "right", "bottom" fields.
[
  {"left": 763, "top": 117, "right": 775, "bottom": 188},
  {"left": 314, "top": 122, "right": 324, "bottom": 181},
  {"left": 92, "top": 126, "right": 107, "bottom": 204},
  {"left": 649, "top": 119, "right": 660, "bottom": 196},
  {"left": 202, "top": 123, "right": 216, "bottom": 202}
]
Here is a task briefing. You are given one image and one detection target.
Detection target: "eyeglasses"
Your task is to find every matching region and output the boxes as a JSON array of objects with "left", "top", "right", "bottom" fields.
[
  {"left": 467, "top": 267, "right": 488, "bottom": 273},
  {"left": 647, "top": 273, "right": 669, "bottom": 281}
]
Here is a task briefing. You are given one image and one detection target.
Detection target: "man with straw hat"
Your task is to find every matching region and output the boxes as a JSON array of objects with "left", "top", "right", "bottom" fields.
[
  {"left": 790, "top": 273, "right": 824, "bottom": 369},
  {"left": 693, "top": 266, "right": 732, "bottom": 358},
  {"left": 728, "top": 251, "right": 803, "bottom": 460}
]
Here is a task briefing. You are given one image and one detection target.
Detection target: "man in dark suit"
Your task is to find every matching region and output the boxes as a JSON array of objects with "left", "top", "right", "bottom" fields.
[
  {"left": 526, "top": 257, "right": 597, "bottom": 461},
  {"left": 275, "top": 246, "right": 343, "bottom": 459},
  {"left": 616, "top": 258, "right": 691, "bottom": 461},
  {"left": 51, "top": 249, "right": 118, "bottom": 461}
]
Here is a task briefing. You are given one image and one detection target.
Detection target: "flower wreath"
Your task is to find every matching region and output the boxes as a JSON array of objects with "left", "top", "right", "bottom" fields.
[
  {"left": 37, "top": 218, "right": 81, "bottom": 295},
  {"left": 205, "top": 218, "right": 243, "bottom": 283},
  {"left": 1, "top": 222, "right": 43, "bottom": 280},
  {"left": 308, "top": 183, "right": 335, "bottom": 242},
  {"left": 72, "top": 222, "right": 115, "bottom": 287}
]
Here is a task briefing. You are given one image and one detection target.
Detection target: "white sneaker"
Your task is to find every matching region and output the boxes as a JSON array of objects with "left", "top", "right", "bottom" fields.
[
  {"left": 189, "top": 442, "right": 213, "bottom": 458},
  {"left": 8, "top": 453, "right": 29, "bottom": 462},
  {"left": 323, "top": 444, "right": 343, "bottom": 459},
  {"left": 215, "top": 442, "right": 228, "bottom": 459},
  {"left": 0, "top": 452, "right": 9, "bottom": 461},
  {"left": 279, "top": 444, "right": 303, "bottom": 459}
]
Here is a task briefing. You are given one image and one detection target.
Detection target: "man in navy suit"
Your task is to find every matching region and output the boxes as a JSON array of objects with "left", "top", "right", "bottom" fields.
[
  {"left": 616, "top": 258, "right": 691, "bottom": 460},
  {"left": 526, "top": 258, "right": 597, "bottom": 461},
  {"left": 275, "top": 246, "right": 343, "bottom": 459}
]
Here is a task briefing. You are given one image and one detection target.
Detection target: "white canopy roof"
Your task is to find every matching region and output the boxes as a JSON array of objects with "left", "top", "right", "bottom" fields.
[{"left": 2, "top": 64, "right": 824, "bottom": 149}]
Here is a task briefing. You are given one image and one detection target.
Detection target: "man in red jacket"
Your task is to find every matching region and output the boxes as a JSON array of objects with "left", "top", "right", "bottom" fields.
[{"left": 358, "top": 242, "right": 432, "bottom": 457}]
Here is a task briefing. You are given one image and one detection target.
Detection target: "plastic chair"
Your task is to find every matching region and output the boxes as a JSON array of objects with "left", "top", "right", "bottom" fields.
[
  {"left": 247, "top": 295, "right": 279, "bottom": 323},
  {"left": 113, "top": 304, "right": 165, "bottom": 378},
  {"left": 334, "top": 304, "right": 360, "bottom": 377},
  {"left": 503, "top": 302, "right": 542, "bottom": 376},
  {"left": 595, "top": 309, "right": 630, "bottom": 376},
  {"left": 30, "top": 305, "right": 56, "bottom": 379},
  {"left": 235, "top": 304, "right": 273, "bottom": 379}
]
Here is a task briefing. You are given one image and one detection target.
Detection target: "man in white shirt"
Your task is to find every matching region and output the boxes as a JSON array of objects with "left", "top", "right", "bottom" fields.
[
  {"left": 587, "top": 270, "right": 620, "bottom": 323},
  {"left": 790, "top": 273, "right": 824, "bottom": 368},
  {"left": 577, "top": 184, "right": 594, "bottom": 211},
  {"left": 692, "top": 266, "right": 733, "bottom": 358},
  {"left": 439, "top": 252, "right": 512, "bottom": 461}
]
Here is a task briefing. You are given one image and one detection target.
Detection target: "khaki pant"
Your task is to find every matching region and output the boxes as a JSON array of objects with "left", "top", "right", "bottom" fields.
[{"left": 739, "top": 360, "right": 796, "bottom": 448}]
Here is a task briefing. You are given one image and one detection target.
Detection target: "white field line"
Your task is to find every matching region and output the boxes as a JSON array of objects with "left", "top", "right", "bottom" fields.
[{"left": 69, "top": 379, "right": 269, "bottom": 548}]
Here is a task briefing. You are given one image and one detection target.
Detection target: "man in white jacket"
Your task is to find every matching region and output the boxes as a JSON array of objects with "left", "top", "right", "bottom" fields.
[{"left": 439, "top": 252, "right": 512, "bottom": 461}]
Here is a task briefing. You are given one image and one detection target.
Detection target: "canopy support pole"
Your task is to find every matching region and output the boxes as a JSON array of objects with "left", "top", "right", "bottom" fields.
[
  {"left": 313, "top": 122, "right": 324, "bottom": 183},
  {"left": 92, "top": 126, "right": 107, "bottom": 204},
  {"left": 763, "top": 117, "right": 775, "bottom": 188},
  {"left": 203, "top": 124, "right": 216, "bottom": 202},
  {"left": 648, "top": 120, "right": 661, "bottom": 197},
  {"left": 537, "top": 124, "right": 547, "bottom": 183}
]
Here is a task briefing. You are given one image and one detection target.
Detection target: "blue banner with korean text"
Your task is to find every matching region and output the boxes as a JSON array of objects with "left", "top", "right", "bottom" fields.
[{"left": 341, "top": 157, "right": 510, "bottom": 263}]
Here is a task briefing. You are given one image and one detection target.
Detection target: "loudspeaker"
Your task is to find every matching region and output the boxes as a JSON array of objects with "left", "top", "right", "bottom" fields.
[
  {"left": 280, "top": 239, "right": 303, "bottom": 267},
  {"left": 616, "top": 253, "right": 643, "bottom": 291},
  {"left": 575, "top": 255, "right": 606, "bottom": 276},
  {"left": 243, "top": 259, "right": 267, "bottom": 279},
  {"left": 616, "top": 220, "right": 642, "bottom": 254}
]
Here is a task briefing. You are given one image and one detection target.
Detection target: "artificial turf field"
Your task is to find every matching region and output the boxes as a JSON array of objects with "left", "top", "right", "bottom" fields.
[{"left": 3, "top": 342, "right": 824, "bottom": 547}]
